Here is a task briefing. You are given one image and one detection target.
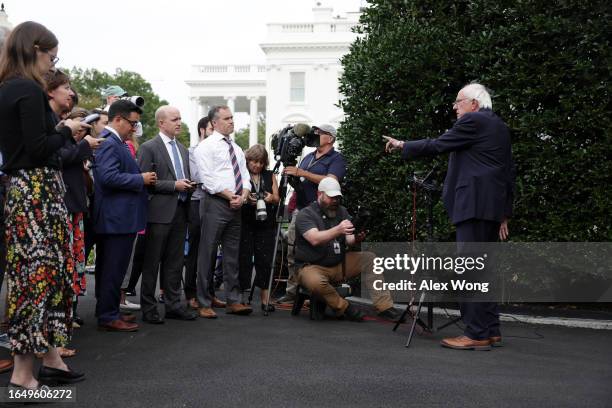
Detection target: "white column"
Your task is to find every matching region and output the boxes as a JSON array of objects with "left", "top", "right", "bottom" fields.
[
  {"left": 225, "top": 96, "right": 235, "bottom": 114},
  {"left": 190, "top": 97, "right": 200, "bottom": 147},
  {"left": 225, "top": 96, "right": 236, "bottom": 139},
  {"left": 249, "top": 96, "right": 259, "bottom": 147}
]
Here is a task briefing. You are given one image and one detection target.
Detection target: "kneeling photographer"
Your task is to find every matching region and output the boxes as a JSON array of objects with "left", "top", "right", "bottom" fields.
[
  {"left": 295, "top": 178, "right": 403, "bottom": 322},
  {"left": 277, "top": 124, "right": 347, "bottom": 304}
]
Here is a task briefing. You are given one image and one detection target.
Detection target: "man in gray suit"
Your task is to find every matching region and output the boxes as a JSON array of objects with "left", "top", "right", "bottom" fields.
[{"left": 137, "top": 106, "right": 198, "bottom": 323}]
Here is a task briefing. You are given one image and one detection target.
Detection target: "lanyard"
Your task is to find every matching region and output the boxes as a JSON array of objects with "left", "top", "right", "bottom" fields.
[{"left": 305, "top": 153, "right": 327, "bottom": 171}]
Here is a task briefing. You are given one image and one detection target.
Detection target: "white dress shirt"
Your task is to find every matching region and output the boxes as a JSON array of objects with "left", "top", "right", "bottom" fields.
[
  {"left": 193, "top": 130, "right": 250, "bottom": 195},
  {"left": 189, "top": 144, "right": 203, "bottom": 200},
  {"left": 159, "top": 132, "right": 186, "bottom": 179}
]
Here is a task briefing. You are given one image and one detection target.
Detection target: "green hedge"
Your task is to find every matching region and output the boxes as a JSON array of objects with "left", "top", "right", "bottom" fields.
[{"left": 338, "top": 0, "right": 611, "bottom": 242}]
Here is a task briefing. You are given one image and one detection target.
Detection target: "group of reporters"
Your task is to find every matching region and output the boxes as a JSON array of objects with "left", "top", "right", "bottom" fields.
[{"left": 0, "top": 17, "right": 514, "bottom": 393}]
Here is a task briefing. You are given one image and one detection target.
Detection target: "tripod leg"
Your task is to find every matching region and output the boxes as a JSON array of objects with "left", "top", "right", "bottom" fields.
[
  {"left": 405, "top": 292, "right": 426, "bottom": 347},
  {"left": 392, "top": 307, "right": 410, "bottom": 332}
]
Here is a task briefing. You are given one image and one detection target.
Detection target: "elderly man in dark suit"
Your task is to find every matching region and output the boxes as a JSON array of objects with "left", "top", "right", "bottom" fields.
[
  {"left": 137, "top": 105, "right": 197, "bottom": 323},
  {"left": 94, "top": 100, "right": 157, "bottom": 332},
  {"left": 384, "top": 83, "right": 514, "bottom": 351}
]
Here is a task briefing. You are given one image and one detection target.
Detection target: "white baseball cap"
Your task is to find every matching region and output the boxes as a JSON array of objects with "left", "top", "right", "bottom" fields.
[{"left": 318, "top": 177, "right": 342, "bottom": 197}]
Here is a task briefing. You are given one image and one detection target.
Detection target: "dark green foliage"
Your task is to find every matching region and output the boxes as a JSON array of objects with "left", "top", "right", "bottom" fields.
[
  {"left": 338, "top": 0, "right": 611, "bottom": 242},
  {"left": 234, "top": 117, "right": 266, "bottom": 151},
  {"left": 66, "top": 67, "right": 170, "bottom": 144}
]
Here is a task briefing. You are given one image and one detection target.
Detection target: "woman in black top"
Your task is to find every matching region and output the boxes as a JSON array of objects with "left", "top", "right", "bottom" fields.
[
  {"left": 0, "top": 21, "right": 86, "bottom": 390},
  {"left": 238, "top": 144, "right": 280, "bottom": 312}
]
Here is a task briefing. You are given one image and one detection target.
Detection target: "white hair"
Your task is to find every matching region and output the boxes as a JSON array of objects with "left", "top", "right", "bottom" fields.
[{"left": 461, "top": 83, "right": 492, "bottom": 109}]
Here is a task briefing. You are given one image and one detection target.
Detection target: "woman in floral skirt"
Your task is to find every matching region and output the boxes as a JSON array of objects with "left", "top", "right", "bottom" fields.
[{"left": 0, "top": 21, "right": 86, "bottom": 389}]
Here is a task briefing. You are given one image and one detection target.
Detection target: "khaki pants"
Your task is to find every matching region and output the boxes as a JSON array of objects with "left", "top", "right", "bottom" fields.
[{"left": 297, "top": 251, "right": 393, "bottom": 315}]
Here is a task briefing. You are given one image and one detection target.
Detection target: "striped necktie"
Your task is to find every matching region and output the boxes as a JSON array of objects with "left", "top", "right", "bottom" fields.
[{"left": 223, "top": 137, "right": 243, "bottom": 194}]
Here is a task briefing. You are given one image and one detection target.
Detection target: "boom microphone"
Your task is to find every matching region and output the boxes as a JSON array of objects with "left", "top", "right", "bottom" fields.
[{"left": 292, "top": 123, "right": 311, "bottom": 137}]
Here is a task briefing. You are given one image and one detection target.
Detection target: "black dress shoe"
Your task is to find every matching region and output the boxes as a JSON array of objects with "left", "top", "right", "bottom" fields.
[
  {"left": 261, "top": 303, "right": 275, "bottom": 312},
  {"left": 165, "top": 308, "right": 197, "bottom": 321},
  {"left": 73, "top": 315, "right": 85, "bottom": 326},
  {"left": 377, "top": 307, "right": 405, "bottom": 322},
  {"left": 38, "top": 365, "right": 85, "bottom": 385},
  {"left": 343, "top": 303, "right": 364, "bottom": 322},
  {"left": 142, "top": 312, "right": 164, "bottom": 324}
]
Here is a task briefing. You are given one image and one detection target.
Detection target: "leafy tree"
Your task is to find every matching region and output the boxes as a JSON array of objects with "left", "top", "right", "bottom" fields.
[
  {"left": 338, "top": 0, "right": 611, "bottom": 242},
  {"left": 234, "top": 116, "right": 266, "bottom": 151},
  {"left": 66, "top": 67, "right": 168, "bottom": 143}
]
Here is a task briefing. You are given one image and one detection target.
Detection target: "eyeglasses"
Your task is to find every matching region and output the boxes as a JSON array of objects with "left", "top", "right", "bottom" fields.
[
  {"left": 453, "top": 98, "right": 473, "bottom": 106},
  {"left": 121, "top": 117, "right": 139, "bottom": 128},
  {"left": 45, "top": 51, "right": 59, "bottom": 65}
]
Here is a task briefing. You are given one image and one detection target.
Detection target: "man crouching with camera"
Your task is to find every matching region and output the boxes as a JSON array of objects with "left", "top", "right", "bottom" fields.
[{"left": 295, "top": 177, "right": 403, "bottom": 322}]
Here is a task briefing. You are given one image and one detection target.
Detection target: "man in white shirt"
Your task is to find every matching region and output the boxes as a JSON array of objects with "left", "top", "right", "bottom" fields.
[{"left": 193, "top": 106, "right": 252, "bottom": 318}]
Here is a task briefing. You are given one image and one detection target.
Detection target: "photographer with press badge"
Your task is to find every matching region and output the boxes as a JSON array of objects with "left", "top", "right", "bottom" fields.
[
  {"left": 276, "top": 124, "right": 347, "bottom": 304},
  {"left": 294, "top": 178, "right": 402, "bottom": 321},
  {"left": 238, "top": 145, "right": 280, "bottom": 311}
]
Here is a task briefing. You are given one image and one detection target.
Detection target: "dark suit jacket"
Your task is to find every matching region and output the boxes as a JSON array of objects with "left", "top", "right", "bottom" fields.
[
  {"left": 93, "top": 129, "right": 147, "bottom": 234},
  {"left": 402, "top": 108, "right": 514, "bottom": 225},
  {"left": 59, "top": 139, "right": 92, "bottom": 213},
  {"left": 137, "top": 134, "right": 190, "bottom": 224}
]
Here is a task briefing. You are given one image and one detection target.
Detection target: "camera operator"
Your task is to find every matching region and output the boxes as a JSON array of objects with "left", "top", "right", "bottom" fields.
[
  {"left": 101, "top": 85, "right": 128, "bottom": 112},
  {"left": 277, "top": 124, "right": 347, "bottom": 304},
  {"left": 295, "top": 177, "right": 403, "bottom": 321}
]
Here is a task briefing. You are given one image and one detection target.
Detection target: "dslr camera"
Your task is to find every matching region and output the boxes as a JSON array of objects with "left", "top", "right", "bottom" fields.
[{"left": 270, "top": 123, "right": 319, "bottom": 167}]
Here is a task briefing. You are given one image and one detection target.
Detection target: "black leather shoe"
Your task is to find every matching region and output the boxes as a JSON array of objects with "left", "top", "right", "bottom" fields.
[
  {"left": 377, "top": 307, "right": 405, "bottom": 322},
  {"left": 73, "top": 315, "right": 85, "bottom": 326},
  {"left": 261, "top": 303, "right": 275, "bottom": 312},
  {"left": 38, "top": 365, "right": 85, "bottom": 385},
  {"left": 142, "top": 312, "right": 164, "bottom": 324},
  {"left": 343, "top": 303, "right": 364, "bottom": 322},
  {"left": 165, "top": 308, "right": 197, "bottom": 321}
]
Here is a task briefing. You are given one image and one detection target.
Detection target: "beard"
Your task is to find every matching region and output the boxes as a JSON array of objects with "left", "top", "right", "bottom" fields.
[{"left": 323, "top": 208, "right": 337, "bottom": 218}]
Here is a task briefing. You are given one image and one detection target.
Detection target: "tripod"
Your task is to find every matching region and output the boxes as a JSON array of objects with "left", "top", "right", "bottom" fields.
[
  {"left": 247, "top": 159, "right": 291, "bottom": 316},
  {"left": 392, "top": 168, "right": 460, "bottom": 347}
]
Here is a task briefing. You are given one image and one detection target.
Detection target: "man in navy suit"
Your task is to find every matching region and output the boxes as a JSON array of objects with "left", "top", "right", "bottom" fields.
[
  {"left": 93, "top": 100, "right": 157, "bottom": 332},
  {"left": 385, "top": 83, "right": 514, "bottom": 350}
]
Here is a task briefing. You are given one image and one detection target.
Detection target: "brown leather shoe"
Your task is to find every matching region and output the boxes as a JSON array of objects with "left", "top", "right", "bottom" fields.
[
  {"left": 441, "top": 335, "right": 491, "bottom": 351},
  {"left": 212, "top": 297, "right": 227, "bottom": 308},
  {"left": 489, "top": 336, "right": 503, "bottom": 347},
  {"left": 198, "top": 307, "right": 218, "bottom": 319},
  {"left": 225, "top": 303, "right": 253, "bottom": 315},
  {"left": 121, "top": 314, "right": 137, "bottom": 323},
  {"left": 187, "top": 298, "right": 199, "bottom": 310},
  {"left": 97, "top": 319, "right": 139, "bottom": 332},
  {"left": 0, "top": 359, "right": 13, "bottom": 373}
]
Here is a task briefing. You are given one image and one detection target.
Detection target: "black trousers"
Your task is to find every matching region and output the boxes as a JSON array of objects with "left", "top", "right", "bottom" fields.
[
  {"left": 125, "top": 233, "right": 147, "bottom": 292},
  {"left": 184, "top": 199, "right": 217, "bottom": 300},
  {"left": 140, "top": 201, "right": 188, "bottom": 315},
  {"left": 238, "top": 220, "right": 276, "bottom": 291},
  {"left": 455, "top": 219, "right": 501, "bottom": 340}
]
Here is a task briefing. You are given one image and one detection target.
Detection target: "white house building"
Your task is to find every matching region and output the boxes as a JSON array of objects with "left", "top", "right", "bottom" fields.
[{"left": 185, "top": 3, "right": 361, "bottom": 148}]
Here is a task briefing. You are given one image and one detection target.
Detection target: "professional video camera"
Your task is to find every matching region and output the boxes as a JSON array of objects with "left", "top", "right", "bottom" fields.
[
  {"left": 270, "top": 123, "right": 319, "bottom": 167},
  {"left": 120, "top": 95, "right": 145, "bottom": 108}
]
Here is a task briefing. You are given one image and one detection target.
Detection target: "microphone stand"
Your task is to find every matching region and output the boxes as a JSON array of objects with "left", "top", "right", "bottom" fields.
[{"left": 392, "top": 167, "right": 441, "bottom": 347}]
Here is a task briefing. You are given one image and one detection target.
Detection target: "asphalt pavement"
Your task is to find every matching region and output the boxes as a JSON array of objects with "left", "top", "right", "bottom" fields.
[{"left": 0, "top": 283, "right": 610, "bottom": 408}]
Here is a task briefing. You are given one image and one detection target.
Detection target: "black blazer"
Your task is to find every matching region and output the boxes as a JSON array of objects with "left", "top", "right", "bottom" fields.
[
  {"left": 59, "top": 139, "right": 92, "bottom": 213},
  {"left": 137, "top": 135, "right": 190, "bottom": 224},
  {"left": 402, "top": 108, "right": 514, "bottom": 225}
]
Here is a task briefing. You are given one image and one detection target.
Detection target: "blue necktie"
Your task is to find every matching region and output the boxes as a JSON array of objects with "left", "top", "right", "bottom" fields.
[{"left": 170, "top": 140, "right": 187, "bottom": 202}]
